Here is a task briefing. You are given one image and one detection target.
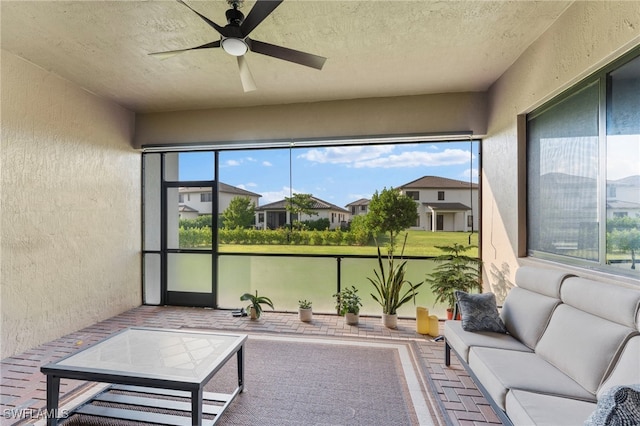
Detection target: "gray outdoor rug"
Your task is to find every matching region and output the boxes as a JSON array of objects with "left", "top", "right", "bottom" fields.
[{"left": 59, "top": 334, "right": 437, "bottom": 426}]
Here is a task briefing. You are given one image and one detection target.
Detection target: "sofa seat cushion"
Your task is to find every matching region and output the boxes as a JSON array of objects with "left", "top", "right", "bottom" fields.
[
  {"left": 506, "top": 389, "right": 596, "bottom": 426},
  {"left": 444, "top": 320, "right": 531, "bottom": 363},
  {"left": 469, "top": 346, "right": 595, "bottom": 410}
]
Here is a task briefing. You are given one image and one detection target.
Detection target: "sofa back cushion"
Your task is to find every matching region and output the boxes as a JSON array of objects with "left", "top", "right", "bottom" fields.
[
  {"left": 536, "top": 304, "right": 635, "bottom": 395},
  {"left": 515, "top": 266, "right": 571, "bottom": 298},
  {"left": 501, "top": 288, "right": 561, "bottom": 350},
  {"left": 500, "top": 266, "right": 571, "bottom": 349},
  {"left": 597, "top": 335, "right": 640, "bottom": 399},
  {"left": 561, "top": 277, "right": 640, "bottom": 329}
]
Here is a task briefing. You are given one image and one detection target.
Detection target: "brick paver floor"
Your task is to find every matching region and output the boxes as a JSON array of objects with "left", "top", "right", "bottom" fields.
[{"left": 1, "top": 306, "right": 503, "bottom": 426}]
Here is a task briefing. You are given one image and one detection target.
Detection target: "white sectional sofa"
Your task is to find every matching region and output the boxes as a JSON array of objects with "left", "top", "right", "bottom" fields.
[{"left": 444, "top": 266, "right": 640, "bottom": 425}]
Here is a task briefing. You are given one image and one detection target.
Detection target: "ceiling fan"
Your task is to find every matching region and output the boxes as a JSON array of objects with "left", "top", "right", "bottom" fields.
[{"left": 150, "top": 0, "right": 327, "bottom": 92}]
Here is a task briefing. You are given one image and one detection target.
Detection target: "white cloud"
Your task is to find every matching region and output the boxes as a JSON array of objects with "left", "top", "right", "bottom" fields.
[
  {"left": 298, "top": 146, "right": 395, "bottom": 164},
  {"left": 225, "top": 159, "right": 240, "bottom": 166},
  {"left": 353, "top": 149, "right": 474, "bottom": 168},
  {"left": 347, "top": 193, "right": 371, "bottom": 201},
  {"left": 262, "top": 161, "right": 273, "bottom": 167},
  {"left": 298, "top": 146, "right": 475, "bottom": 169},
  {"left": 259, "top": 186, "right": 302, "bottom": 204},
  {"left": 236, "top": 182, "right": 258, "bottom": 190},
  {"left": 460, "top": 168, "right": 479, "bottom": 183}
]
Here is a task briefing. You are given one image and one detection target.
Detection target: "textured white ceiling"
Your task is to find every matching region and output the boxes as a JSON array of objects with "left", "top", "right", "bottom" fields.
[{"left": 1, "top": 0, "right": 572, "bottom": 113}]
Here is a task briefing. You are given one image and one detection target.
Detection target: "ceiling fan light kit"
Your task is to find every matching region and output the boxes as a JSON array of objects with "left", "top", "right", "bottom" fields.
[
  {"left": 150, "top": 0, "right": 327, "bottom": 92},
  {"left": 221, "top": 38, "right": 248, "bottom": 56}
]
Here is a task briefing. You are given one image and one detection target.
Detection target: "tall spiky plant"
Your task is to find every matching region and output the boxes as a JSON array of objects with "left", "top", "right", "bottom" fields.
[{"left": 368, "top": 234, "right": 423, "bottom": 315}]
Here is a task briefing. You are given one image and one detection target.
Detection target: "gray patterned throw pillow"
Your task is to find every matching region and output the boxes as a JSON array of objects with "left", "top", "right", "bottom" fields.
[
  {"left": 454, "top": 291, "right": 507, "bottom": 333},
  {"left": 585, "top": 385, "right": 640, "bottom": 426}
]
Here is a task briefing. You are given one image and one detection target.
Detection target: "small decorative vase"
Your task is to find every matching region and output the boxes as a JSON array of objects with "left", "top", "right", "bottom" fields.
[
  {"left": 345, "top": 312, "right": 359, "bottom": 325},
  {"left": 382, "top": 313, "right": 398, "bottom": 329},
  {"left": 249, "top": 307, "right": 258, "bottom": 320},
  {"left": 299, "top": 308, "right": 313, "bottom": 322}
]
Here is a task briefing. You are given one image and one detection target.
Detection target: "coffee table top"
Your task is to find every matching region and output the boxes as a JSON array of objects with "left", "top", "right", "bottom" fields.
[{"left": 44, "top": 328, "right": 247, "bottom": 384}]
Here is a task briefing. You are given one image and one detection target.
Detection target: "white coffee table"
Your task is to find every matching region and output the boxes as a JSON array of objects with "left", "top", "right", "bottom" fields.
[{"left": 40, "top": 327, "right": 247, "bottom": 426}]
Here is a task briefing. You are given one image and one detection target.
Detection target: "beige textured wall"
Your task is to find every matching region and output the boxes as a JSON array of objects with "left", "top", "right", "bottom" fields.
[
  {"left": 482, "top": 1, "right": 640, "bottom": 297},
  {"left": 134, "top": 92, "right": 487, "bottom": 147},
  {"left": 1, "top": 51, "right": 141, "bottom": 358}
]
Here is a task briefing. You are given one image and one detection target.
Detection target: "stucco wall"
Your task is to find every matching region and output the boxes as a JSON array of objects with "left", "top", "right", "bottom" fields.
[
  {"left": 134, "top": 91, "right": 487, "bottom": 148},
  {"left": 1, "top": 51, "right": 141, "bottom": 358},
  {"left": 482, "top": 1, "right": 640, "bottom": 298}
]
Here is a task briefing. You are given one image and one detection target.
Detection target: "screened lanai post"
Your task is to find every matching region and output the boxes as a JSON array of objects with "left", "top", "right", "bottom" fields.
[
  {"left": 213, "top": 151, "right": 220, "bottom": 308},
  {"left": 468, "top": 137, "right": 474, "bottom": 245}
]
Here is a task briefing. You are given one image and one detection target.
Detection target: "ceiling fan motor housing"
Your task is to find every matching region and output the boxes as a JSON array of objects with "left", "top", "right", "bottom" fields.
[{"left": 226, "top": 6, "right": 244, "bottom": 26}]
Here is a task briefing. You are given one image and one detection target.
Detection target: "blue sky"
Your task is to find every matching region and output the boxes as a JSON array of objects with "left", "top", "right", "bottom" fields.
[{"left": 179, "top": 141, "right": 479, "bottom": 207}]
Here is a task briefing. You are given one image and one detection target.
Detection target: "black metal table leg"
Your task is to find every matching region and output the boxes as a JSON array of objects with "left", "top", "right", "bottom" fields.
[
  {"left": 237, "top": 344, "right": 244, "bottom": 392},
  {"left": 46, "top": 375, "right": 61, "bottom": 426},
  {"left": 191, "top": 387, "right": 203, "bottom": 425}
]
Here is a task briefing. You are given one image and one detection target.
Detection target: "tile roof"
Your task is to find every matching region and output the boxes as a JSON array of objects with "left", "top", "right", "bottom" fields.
[
  {"left": 399, "top": 176, "right": 478, "bottom": 189},
  {"left": 178, "top": 183, "right": 261, "bottom": 198},
  {"left": 257, "top": 196, "right": 350, "bottom": 213},
  {"left": 345, "top": 198, "right": 370, "bottom": 207}
]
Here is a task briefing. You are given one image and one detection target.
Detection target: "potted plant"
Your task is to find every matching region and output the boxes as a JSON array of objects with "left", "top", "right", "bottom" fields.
[
  {"left": 368, "top": 235, "right": 423, "bottom": 328},
  {"left": 298, "top": 299, "right": 313, "bottom": 322},
  {"left": 425, "top": 243, "right": 482, "bottom": 319},
  {"left": 333, "top": 286, "right": 362, "bottom": 325},
  {"left": 240, "top": 290, "right": 274, "bottom": 320},
  {"left": 365, "top": 188, "right": 423, "bottom": 328}
]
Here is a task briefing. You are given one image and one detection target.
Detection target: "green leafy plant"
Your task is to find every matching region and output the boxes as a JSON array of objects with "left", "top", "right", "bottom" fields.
[
  {"left": 298, "top": 299, "right": 312, "bottom": 309},
  {"left": 364, "top": 188, "right": 422, "bottom": 315},
  {"left": 222, "top": 196, "right": 256, "bottom": 229},
  {"left": 240, "top": 290, "right": 274, "bottom": 319},
  {"left": 366, "top": 187, "right": 419, "bottom": 254},
  {"left": 333, "top": 286, "right": 363, "bottom": 315},
  {"left": 368, "top": 234, "right": 423, "bottom": 315},
  {"left": 425, "top": 243, "right": 482, "bottom": 310}
]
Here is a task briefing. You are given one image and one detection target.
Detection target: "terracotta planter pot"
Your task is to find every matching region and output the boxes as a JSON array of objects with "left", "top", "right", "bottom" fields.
[
  {"left": 446, "top": 309, "right": 461, "bottom": 320},
  {"left": 249, "top": 306, "right": 258, "bottom": 320},
  {"left": 381, "top": 313, "right": 398, "bottom": 329}
]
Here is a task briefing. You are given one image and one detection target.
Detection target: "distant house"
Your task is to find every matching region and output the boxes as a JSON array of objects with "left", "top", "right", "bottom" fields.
[
  {"left": 607, "top": 175, "right": 640, "bottom": 219},
  {"left": 178, "top": 183, "right": 261, "bottom": 220},
  {"left": 256, "top": 196, "right": 350, "bottom": 230},
  {"left": 397, "top": 176, "right": 479, "bottom": 232},
  {"left": 345, "top": 198, "right": 370, "bottom": 217}
]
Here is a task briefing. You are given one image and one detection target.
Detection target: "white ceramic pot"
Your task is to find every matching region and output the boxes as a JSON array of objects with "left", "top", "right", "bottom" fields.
[
  {"left": 298, "top": 308, "right": 313, "bottom": 322},
  {"left": 345, "top": 312, "right": 359, "bottom": 325},
  {"left": 382, "top": 313, "right": 398, "bottom": 329}
]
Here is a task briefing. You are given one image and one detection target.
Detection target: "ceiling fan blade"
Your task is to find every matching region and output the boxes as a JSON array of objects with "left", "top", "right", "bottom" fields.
[
  {"left": 176, "top": 0, "right": 230, "bottom": 37},
  {"left": 149, "top": 40, "right": 221, "bottom": 60},
  {"left": 237, "top": 55, "right": 257, "bottom": 92},
  {"left": 248, "top": 39, "right": 326, "bottom": 70},
  {"left": 240, "top": 0, "right": 283, "bottom": 37}
]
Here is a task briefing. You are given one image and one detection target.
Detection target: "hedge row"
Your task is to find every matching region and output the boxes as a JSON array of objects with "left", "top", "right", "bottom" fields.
[{"left": 178, "top": 227, "right": 371, "bottom": 248}]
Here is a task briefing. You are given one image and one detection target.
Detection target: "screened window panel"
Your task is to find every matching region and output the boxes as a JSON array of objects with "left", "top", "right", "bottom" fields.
[
  {"left": 528, "top": 82, "right": 600, "bottom": 260},
  {"left": 143, "top": 154, "right": 161, "bottom": 251},
  {"left": 606, "top": 55, "right": 640, "bottom": 274}
]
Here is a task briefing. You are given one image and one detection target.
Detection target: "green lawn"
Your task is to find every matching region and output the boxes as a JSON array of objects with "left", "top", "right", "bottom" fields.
[{"left": 219, "top": 231, "right": 479, "bottom": 257}]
